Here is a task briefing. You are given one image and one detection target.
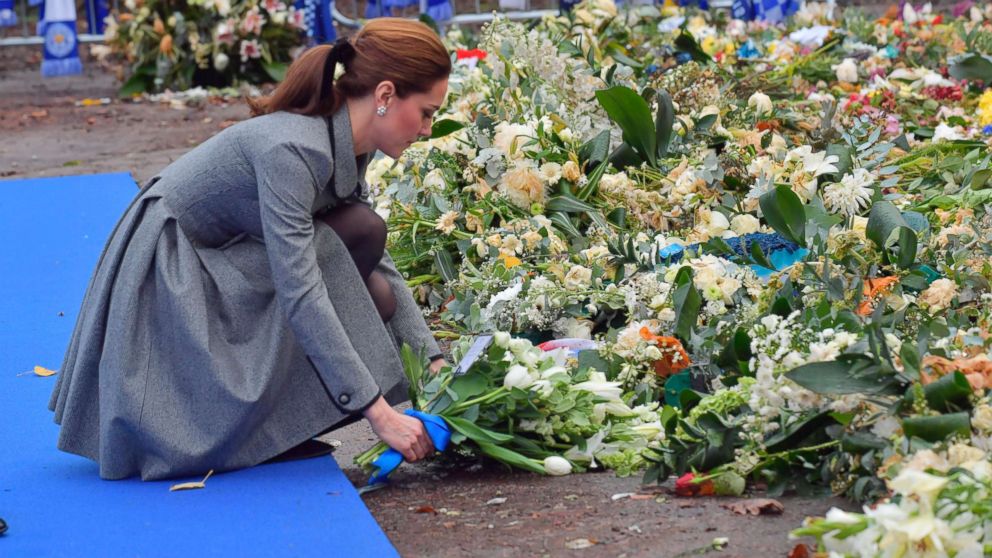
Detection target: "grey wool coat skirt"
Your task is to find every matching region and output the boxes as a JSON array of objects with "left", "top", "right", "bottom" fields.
[{"left": 49, "top": 107, "right": 442, "bottom": 480}]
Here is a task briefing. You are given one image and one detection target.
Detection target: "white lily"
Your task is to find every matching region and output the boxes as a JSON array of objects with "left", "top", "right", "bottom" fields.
[{"left": 573, "top": 371, "right": 624, "bottom": 401}]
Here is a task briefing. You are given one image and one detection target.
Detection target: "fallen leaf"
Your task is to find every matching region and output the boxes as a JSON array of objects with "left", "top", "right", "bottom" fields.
[
  {"left": 442, "top": 521, "right": 456, "bottom": 528},
  {"left": 29, "top": 109, "right": 49, "bottom": 119},
  {"left": 33, "top": 365, "right": 57, "bottom": 377},
  {"left": 788, "top": 543, "right": 811, "bottom": 558},
  {"left": 565, "top": 538, "right": 596, "bottom": 549},
  {"left": 485, "top": 497, "right": 507, "bottom": 506},
  {"left": 629, "top": 494, "right": 655, "bottom": 500},
  {"left": 415, "top": 505, "right": 438, "bottom": 514},
  {"left": 721, "top": 498, "right": 784, "bottom": 516},
  {"left": 169, "top": 469, "right": 214, "bottom": 492}
]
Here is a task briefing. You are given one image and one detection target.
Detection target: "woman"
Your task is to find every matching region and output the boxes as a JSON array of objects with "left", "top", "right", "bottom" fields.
[{"left": 49, "top": 18, "right": 451, "bottom": 480}]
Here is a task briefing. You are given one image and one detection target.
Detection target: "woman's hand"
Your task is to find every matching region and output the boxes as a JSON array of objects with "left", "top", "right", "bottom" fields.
[
  {"left": 429, "top": 358, "right": 448, "bottom": 375},
  {"left": 362, "top": 396, "right": 434, "bottom": 462}
]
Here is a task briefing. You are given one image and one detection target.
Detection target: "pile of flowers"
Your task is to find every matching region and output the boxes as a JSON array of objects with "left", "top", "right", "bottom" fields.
[
  {"left": 340, "top": 0, "right": 992, "bottom": 553},
  {"left": 102, "top": 0, "right": 307, "bottom": 93}
]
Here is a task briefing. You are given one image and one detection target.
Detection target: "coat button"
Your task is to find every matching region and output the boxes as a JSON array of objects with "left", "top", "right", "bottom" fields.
[{"left": 338, "top": 394, "right": 350, "bottom": 405}]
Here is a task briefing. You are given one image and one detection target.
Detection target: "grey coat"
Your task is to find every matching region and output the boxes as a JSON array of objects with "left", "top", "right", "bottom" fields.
[{"left": 49, "top": 107, "right": 441, "bottom": 480}]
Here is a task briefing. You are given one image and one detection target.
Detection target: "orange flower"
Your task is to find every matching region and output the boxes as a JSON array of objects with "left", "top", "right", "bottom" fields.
[
  {"left": 855, "top": 276, "right": 900, "bottom": 316},
  {"left": 639, "top": 327, "right": 691, "bottom": 377}
]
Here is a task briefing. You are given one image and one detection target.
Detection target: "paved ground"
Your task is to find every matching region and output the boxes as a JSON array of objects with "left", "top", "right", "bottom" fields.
[{"left": 1, "top": 45, "right": 852, "bottom": 557}]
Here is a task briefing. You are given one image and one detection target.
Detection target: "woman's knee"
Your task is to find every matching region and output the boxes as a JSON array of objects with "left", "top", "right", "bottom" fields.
[
  {"left": 367, "top": 271, "right": 396, "bottom": 323},
  {"left": 321, "top": 204, "right": 387, "bottom": 254}
]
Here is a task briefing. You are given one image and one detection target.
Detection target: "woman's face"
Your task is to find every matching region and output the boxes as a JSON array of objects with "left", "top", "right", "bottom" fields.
[{"left": 375, "top": 77, "right": 448, "bottom": 159}]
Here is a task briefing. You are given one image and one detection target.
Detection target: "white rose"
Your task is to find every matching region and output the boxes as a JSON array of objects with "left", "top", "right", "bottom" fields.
[
  {"left": 422, "top": 168, "right": 447, "bottom": 191},
  {"left": 563, "top": 265, "right": 593, "bottom": 290},
  {"left": 747, "top": 92, "right": 773, "bottom": 116},
  {"left": 973, "top": 404, "right": 992, "bottom": 432},
  {"left": 730, "top": 214, "right": 760, "bottom": 235},
  {"left": 508, "top": 338, "right": 531, "bottom": 356},
  {"left": 543, "top": 456, "right": 573, "bottom": 476},
  {"left": 832, "top": 58, "right": 859, "bottom": 83}
]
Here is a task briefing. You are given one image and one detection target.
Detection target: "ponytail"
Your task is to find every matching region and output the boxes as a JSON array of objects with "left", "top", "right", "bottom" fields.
[{"left": 250, "top": 18, "right": 451, "bottom": 119}]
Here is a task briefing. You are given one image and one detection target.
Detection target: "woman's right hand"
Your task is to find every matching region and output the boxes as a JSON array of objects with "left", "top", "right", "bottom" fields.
[{"left": 362, "top": 396, "right": 434, "bottom": 462}]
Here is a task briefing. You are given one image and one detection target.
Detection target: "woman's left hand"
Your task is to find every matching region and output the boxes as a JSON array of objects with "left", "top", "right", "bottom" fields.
[{"left": 429, "top": 358, "right": 447, "bottom": 375}]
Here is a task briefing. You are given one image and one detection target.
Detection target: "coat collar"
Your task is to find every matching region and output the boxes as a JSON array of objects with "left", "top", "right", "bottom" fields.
[{"left": 329, "top": 106, "right": 371, "bottom": 200}]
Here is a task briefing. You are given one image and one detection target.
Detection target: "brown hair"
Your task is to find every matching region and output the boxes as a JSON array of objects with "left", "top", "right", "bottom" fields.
[{"left": 249, "top": 18, "right": 451, "bottom": 117}]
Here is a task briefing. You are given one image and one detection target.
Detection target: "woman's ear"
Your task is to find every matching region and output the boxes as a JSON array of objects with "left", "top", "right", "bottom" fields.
[{"left": 374, "top": 81, "right": 397, "bottom": 108}]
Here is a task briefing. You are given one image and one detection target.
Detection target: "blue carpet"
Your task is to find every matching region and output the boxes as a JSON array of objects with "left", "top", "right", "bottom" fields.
[{"left": 0, "top": 173, "right": 397, "bottom": 557}]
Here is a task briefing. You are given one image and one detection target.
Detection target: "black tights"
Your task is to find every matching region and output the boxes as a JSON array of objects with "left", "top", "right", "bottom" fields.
[{"left": 318, "top": 203, "right": 396, "bottom": 323}]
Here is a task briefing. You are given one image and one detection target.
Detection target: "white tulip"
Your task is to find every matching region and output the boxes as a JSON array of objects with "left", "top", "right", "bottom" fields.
[
  {"left": 747, "top": 92, "right": 773, "bottom": 116},
  {"left": 493, "top": 331, "right": 511, "bottom": 348},
  {"left": 543, "top": 456, "right": 573, "bottom": 476},
  {"left": 540, "top": 366, "right": 568, "bottom": 380},
  {"left": 631, "top": 421, "right": 665, "bottom": 441},
  {"left": 503, "top": 365, "right": 533, "bottom": 390},
  {"left": 889, "top": 469, "right": 948, "bottom": 505}
]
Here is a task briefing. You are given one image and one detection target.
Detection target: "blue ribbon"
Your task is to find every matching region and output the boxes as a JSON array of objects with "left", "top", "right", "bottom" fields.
[
  {"left": 657, "top": 232, "right": 808, "bottom": 282},
  {"left": 368, "top": 410, "right": 451, "bottom": 485}
]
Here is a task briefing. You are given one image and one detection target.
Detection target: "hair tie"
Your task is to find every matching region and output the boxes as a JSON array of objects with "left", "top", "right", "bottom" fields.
[{"left": 332, "top": 37, "right": 357, "bottom": 65}]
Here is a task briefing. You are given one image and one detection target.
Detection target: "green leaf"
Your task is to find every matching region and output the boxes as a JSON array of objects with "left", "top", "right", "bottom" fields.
[
  {"left": 118, "top": 65, "right": 155, "bottom": 97},
  {"left": 758, "top": 185, "right": 806, "bottom": 246},
  {"left": 867, "top": 201, "right": 918, "bottom": 268},
  {"left": 546, "top": 196, "right": 597, "bottom": 213},
  {"left": 549, "top": 212, "right": 582, "bottom": 238},
  {"left": 716, "top": 328, "right": 752, "bottom": 373},
  {"left": 434, "top": 249, "right": 458, "bottom": 283},
  {"left": 431, "top": 119, "right": 466, "bottom": 139},
  {"left": 444, "top": 416, "right": 515, "bottom": 445},
  {"left": 948, "top": 53, "right": 992, "bottom": 83},
  {"left": 786, "top": 356, "right": 903, "bottom": 395},
  {"left": 655, "top": 90, "right": 675, "bottom": 159},
  {"left": 764, "top": 411, "right": 835, "bottom": 453},
  {"left": 448, "top": 371, "right": 489, "bottom": 402},
  {"left": 920, "top": 371, "right": 973, "bottom": 412},
  {"left": 595, "top": 86, "right": 657, "bottom": 167},
  {"left": 578, "top": 130, "right": 611, "bottom": 166},
  {"left": 902, "top": 412, "right": 971, "bottom": 443},
  {"left": 475, "top": 441, "right": 546, "bottom": 474},
  {"left": 672, "top": 266, "right": 702, "bottom": 343},
  {"left": 261, "top": 61, "right": 288, "bottom": 83},
  {"left": 674, "top": 29, "right": 712, "bottom": 63}
]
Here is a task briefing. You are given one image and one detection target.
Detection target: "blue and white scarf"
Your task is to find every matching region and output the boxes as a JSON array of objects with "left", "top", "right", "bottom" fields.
[
  {"left": 0, "top": 0, "right": 16, "bottom": 27},
  {"left": 40, "top": 0, "right": 83, "bottom": 77},
  {"left": 296, "top": 0, "right": 336, "bottom": 43},
  {"left": 84, "top": 0, "right": 109, "bottom": 34},
  {"left": 732, "top": 0, "right": 798, "bottom": 23},
  {"left": 364, "top": 0, "right": 451, "bottom": 23}
]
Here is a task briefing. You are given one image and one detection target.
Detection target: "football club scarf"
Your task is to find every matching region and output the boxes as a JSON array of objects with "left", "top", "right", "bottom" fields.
[
  {"left": 84, "top": 0, "right": 109, "bottom": 34},
  {"left": 732, "top": 0, "right": 798, "bottom": 23},
  {"left": 0, "top": 0, "right": 16, "bottom": 27},
  {"left": 41, "top": 0, "right": 83, "bottom": 77},
  {"left": 296, "top": 0, "right": 336, "bottom": 43},
  {"left": 364, "top": 0, "right": 451, "bottom": 23}
]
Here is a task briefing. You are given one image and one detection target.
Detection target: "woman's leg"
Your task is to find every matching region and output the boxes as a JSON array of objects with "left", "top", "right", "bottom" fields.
[{"left": 318, "top": 204, "right": 396, "bottom": 322}]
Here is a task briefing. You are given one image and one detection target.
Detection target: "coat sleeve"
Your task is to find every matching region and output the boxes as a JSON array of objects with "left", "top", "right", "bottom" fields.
[
  {"left": 375, "top": 251, "right": 444, "bottom": 361},
  {"left": 256, "top": 142, "right": 381, "bottom": 414}
]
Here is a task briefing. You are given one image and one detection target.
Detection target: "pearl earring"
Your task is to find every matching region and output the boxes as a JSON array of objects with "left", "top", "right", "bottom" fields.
[{"left": 376, "top": 106, "right": 387, "bottom": 117}]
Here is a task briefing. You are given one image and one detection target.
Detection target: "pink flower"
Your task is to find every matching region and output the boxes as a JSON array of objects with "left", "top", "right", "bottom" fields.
[
  {"left": 289, "top": 8, "right": 306, "bottom": 29},
  {"left": 215, "top": 20, "right": 236, "bottom": 45},
  {"left": 239, "top": 7, "right": 265, "bottom": 36},
  {"left": 263, "top": 0, "right": 287, "bottom": 12},
  {"left": 239, "top": 39, "right": 261, "bottom": 62}
]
